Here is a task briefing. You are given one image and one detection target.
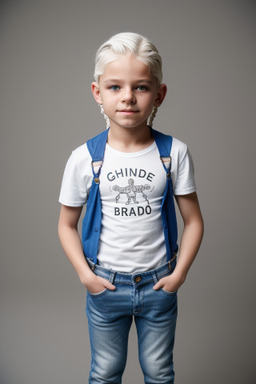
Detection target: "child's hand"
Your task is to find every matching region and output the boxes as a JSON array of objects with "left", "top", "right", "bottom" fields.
[
  {"left": 84, "top": 273, "right": 116, "bottom": 294},
  {"left": 153, "top": 272, "right": 185, "bottom": 293}
]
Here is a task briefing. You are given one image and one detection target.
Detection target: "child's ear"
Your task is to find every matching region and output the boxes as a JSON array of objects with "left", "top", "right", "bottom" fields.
[
  {"left": 154, "top": 83, "right": 167, "bottom": 107},
  {"left": 91, "top": 82, "right": 102, "bottom": 104}
]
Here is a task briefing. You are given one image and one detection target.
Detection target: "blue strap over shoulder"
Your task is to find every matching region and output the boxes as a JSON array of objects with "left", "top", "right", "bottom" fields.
[
  {"left": 81, "top": 129, "right": 109, "bottom": 263},
  {"left": 82, "top": 128, "right": 178, "bottom": 264},
  {"left": 86, "top": 128, "right": 109, "bottom": 163},
  {"left": 151, "top": 128, "right": 173, "bottom": 158},
  {"left": 151, "top": 129, "right": 178, "bottom": 258}
]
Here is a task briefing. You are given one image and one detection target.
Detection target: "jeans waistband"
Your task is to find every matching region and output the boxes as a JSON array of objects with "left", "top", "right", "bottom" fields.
[{"left": 86, "top": 255, "right": 177, "bottom": 286}]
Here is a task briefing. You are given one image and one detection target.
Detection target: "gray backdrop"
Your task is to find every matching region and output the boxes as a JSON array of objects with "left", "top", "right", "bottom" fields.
[{"left": 1, "top": 0, "right": 255, "bottom": 383}]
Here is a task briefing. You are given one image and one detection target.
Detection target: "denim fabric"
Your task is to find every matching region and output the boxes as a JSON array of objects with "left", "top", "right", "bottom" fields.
[{"left": 86, "top": 259, "right": 178, "bottom": 384}]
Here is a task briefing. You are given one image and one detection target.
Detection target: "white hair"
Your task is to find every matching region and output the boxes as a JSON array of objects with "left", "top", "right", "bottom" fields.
[{"left": 94, "top": 32, "right": 163, "bottom": 85}]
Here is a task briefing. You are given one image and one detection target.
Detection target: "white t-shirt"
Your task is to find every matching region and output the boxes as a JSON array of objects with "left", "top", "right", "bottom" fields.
[{"left": 59, "top": 137, "right": 196, "bottom": 273}]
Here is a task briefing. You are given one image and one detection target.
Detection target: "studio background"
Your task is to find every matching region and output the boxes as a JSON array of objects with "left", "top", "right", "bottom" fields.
[{"left": 1, "top": 1, "right": 255, "bottom": 383}]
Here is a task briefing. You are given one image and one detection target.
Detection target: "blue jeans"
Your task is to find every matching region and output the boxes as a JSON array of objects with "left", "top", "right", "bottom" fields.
[{"left": 86, "top": 258, "right": 178, "bottom": 384}]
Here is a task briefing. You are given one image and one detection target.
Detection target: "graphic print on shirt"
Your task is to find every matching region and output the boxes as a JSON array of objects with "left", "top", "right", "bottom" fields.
[
  {"left": 106, "top": 167, "right": 156, "bottom": 217},
  {"left": 111, "top": 178, "right": 153, "bottom": 205}
]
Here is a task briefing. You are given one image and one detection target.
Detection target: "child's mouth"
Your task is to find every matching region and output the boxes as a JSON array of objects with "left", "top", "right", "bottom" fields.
[{"left": 118, "top": 109, "right": 139, "bottom": 114}]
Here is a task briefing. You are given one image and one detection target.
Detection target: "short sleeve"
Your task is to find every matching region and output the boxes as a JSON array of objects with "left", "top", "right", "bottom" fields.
[
  {"left": 59, "top": 144, "right": 93, "bottom": 207},
  {"left": 171, "top": 138, "right": 197, "bottom": 196}
]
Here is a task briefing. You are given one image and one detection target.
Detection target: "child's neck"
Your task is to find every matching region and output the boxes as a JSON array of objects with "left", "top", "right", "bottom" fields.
[{"left": 107, "top": 125, "right": 154, "bottom": 153}]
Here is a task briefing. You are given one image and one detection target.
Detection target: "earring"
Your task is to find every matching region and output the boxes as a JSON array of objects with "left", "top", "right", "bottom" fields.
[{"left": 99, "top": 104, "right": 110, "bottom": 129}]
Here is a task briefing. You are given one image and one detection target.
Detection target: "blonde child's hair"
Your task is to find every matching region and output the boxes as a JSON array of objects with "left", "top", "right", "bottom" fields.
[
  {"left": 94, "top": 32, "right": 164, "bottom": 127},
  {"left": 94, "top": 32, "right": 163, "bottom": 85}
]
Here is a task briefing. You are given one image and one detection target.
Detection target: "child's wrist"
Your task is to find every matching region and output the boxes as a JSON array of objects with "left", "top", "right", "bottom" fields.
[
  {"left": 78, "top": 268, "right": 96, "bottom": 287},
  {"left": 172, "top": 268, "right": 187, "bottom": 286}
]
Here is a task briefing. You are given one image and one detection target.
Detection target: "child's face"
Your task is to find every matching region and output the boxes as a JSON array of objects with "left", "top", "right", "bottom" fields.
[{"left": 92, "top": 54, "right": 167, "bottom": 131}]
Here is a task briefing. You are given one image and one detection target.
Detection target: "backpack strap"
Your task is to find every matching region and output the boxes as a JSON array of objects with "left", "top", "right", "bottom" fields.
[{"left": 86, "top": 128, "right": 109, "bottom": 184}]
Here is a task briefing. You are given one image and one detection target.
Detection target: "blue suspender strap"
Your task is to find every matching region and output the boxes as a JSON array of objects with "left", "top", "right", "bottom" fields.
[
  {"left": 151, "top": 128, "right": 178, "bottom": 260},
  {"left": 82, "top": 129, "right": 109, "bottom": 263},
  {"left": 87, "top": 128, "right": 109, "bottom": 182},
  {"left": 87, "top": 128, "right": 109, "bottom": 162},
  {"left": 151, "top": 128, "right": 173, "bottom": 158}
]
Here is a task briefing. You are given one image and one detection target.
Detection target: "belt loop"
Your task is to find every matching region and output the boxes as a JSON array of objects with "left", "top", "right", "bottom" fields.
[
  {"left": 152, "top": 270, "right": 158, "bottom": 284},
  {"left": 109, "top": 271, "right": 116, "bottom": 284},
  {"left": 87, "top": 258, "right": 96, "bottom": 272}
]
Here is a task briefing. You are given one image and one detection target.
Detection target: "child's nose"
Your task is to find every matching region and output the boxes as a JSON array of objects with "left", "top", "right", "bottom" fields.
[{"left": 122, "top": 87, "right": 135, "bottom": 103}]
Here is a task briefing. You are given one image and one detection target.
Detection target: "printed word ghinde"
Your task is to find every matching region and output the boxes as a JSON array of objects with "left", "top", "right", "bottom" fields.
[{"left": 107, "top": 168, "right": 155, "bottom": 182}]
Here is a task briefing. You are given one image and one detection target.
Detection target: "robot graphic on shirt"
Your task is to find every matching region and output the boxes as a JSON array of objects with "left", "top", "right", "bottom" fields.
[{"left": 111, "top": 178, "right": 153, "bottom": 205}]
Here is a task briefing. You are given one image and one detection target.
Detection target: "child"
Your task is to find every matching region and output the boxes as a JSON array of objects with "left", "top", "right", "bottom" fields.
[{"left": 58, "top": 32, "right": 204, "bottom": 384}]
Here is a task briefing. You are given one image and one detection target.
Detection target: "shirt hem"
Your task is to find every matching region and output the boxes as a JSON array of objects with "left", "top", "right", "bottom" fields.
[
  {"left": 173, "top": 186, "right": 197, "bottom": 196},
  {"left": 59, "top": 198, "right": 85, "bottom": 207}
]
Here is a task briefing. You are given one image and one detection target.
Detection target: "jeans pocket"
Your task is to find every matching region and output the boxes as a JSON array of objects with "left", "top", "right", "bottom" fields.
[
  {"left": 161, "top": 288, "right": 177, "bottom": 296},
  {"left": 87, "top": 272, "right": 113, "bottom": 297},
  {"left": 88, "top": 288, "right": 108, "bottom": 297}
]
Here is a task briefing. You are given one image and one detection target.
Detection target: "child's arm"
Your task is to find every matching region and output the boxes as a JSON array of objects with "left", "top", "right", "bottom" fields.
[
  {"left": 153, "top": 192, "right": 204, "bottom": 292},
  {"left": 58, "top": 205, "right": 116, "bottom": 293}
]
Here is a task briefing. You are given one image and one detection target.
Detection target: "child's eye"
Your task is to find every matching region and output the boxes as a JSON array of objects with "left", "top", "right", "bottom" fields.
[
  {"left": 136, "top": 85, "right": 149, "bottom": 91},
  {"left": 109, "top": 85, "right": 120, "bottom": 91}
]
